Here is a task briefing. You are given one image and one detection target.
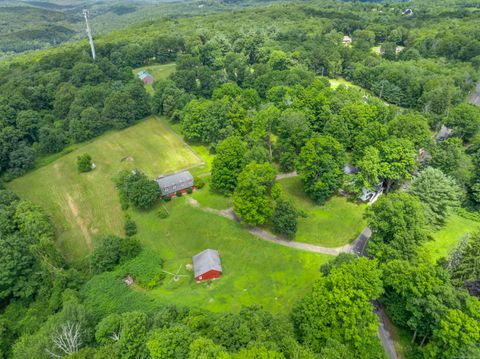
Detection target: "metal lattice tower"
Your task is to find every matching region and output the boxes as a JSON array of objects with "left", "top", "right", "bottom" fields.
[{"left": 82, "top": 9, "right": 96, "bottom": 60}]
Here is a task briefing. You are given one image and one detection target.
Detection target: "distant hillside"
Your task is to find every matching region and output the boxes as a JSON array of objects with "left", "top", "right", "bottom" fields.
[{"left": 0, "top": 0, "right": 286, "bottom": 59}]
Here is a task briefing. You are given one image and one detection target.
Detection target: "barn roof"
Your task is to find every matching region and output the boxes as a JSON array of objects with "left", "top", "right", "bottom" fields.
[
  {"left": 192, "top": 249, "right": 222, "bottom": 278},
  {"left": 137, "top": 70, "right": 153, "bottom": 81},
  {"left": 156, "top": 171, "right": 194, "bottom": 195}
]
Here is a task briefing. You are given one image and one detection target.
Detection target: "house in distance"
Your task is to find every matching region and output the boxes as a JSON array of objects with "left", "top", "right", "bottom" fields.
[
  {"left": 192, "top": 249, "right": 223, "bottom": 282},
  {"left": 137, "top": 70, "right": 154, "bottom": 84},
  {"left": 156, "top": 170, "right": 194, "bottom": 196}
]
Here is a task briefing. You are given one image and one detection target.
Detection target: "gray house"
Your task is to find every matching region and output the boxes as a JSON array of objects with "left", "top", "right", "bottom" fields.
[{"left": 156, "top": 171, "right": 194, "bottom": 196}]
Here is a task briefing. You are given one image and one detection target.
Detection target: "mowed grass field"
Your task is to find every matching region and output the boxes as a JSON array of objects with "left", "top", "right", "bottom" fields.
[
  {"left": 423, "top": 214, "right": 480, "bottom": 262},
  {"left": 133, "top": 63, "right": 177, "bottom": 94},
  {"left": 82, "top": 199, "right": 330, "bottom": 315},
  {"left": 278, "top": 177, "right": 367, "bottom": 247},
  {"left": 329, "top": 77, "right": 363, "bottom": 91},
  {"left": 8, "top": 116, "right": 203, "bottom": 260}
]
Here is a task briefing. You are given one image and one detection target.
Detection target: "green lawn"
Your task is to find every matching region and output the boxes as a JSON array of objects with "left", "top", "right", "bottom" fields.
[
  {"left": 422, "top": 214, "right": 480, "bottom": 262},
  {"left": 278, "top": 177, "right": 367, "bottom": 247},
  {"left": 329, "top": 77, "right": 363, "bottom": 91},
  {"left": 8, "top": 116, "right": 203, "bottom": 261},
  {"left": 192, "top": 180, "right": 232, "bottom": 210},
  {"left": 82, "top": 198, "right": 330, "bottom": 316},
  {"left": 133, "top": 63, "right": 176, "bottom": 94}
]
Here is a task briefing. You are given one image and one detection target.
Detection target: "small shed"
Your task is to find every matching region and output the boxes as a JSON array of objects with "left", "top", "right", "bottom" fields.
[
  {"left": 192, "top": 249, "right": 222, "bottom": 282},
  {"left": 342, "top": 35, "right": 352, "bottom": 46},
  {"left": 137, "top": 70, "right": 154, "bottom": 84},
  {"left": 156, "top": 171, "right": 194, "bottom": 196}
]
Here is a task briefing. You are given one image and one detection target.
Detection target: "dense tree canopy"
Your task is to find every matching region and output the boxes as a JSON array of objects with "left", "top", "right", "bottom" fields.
[
  {"left": 233, "top": 161, "right": 276, "bottom": 225},
  {"left": 296, "top": 136, "right": 346, "bottom": 204}
]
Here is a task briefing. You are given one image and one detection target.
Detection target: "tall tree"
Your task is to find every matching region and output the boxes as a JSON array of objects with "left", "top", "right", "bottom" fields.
[
  {"left": 211, "top": 136, "right": 247, "bottom": 195},
  {"left": 365, "top": 193, "right": 429, "bottom": 261},
  {"left": 446, "top": 103, "right": 480, "bottom": 142},
  {"left": 408, "top": 167, "right": 462, "bottom": 228},
  {"left": 233, "top": 162, "right": 276, "bottom": 225},
  {"left": 296, "top": 136, "right": 346, "bottom": 204},
  {"left": 293, "top": 258, "right": 384, "bottom": 357}
]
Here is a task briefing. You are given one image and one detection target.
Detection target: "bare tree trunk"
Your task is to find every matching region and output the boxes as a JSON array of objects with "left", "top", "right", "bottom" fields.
[
  {"left": 411, "top": 329, "right": 417, "bottom": 344},
  {"left": 420, "top": 335, "right": 428, "bottom": 346}
]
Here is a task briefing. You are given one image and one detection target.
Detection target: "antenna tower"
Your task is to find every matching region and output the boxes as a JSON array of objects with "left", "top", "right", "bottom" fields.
[{"left": 82, "top": 9, "right": 96, "bottom": 60}]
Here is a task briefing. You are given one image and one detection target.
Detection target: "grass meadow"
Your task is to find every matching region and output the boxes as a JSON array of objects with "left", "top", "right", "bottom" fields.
[
  {"left": 422, "top": 214, "right": 480, "bottom": 262},
  {"left": 8, "top": 115, "right": 331, "bottom": 313},
  {"left": 8, "top": 116, "right": 203, "bottom": 260},
  {"left": 278, "top": 177, "right": 367, "bottom": 247},
  {"left": 82, "top": 199, "right": 330, "bottom": 316}
]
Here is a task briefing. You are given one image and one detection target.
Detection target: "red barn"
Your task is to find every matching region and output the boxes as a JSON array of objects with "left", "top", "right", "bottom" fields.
[
  {"left": 137, "top": 70, "right": 154, "bottom": 84},
  {"left": 193, "top": 249, "right": 222, "bottom": 282}
]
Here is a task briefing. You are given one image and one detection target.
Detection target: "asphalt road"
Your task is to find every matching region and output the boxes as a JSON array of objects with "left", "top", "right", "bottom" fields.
[{"left": 469, "top": 84, "right": 480, "bottom": 106}]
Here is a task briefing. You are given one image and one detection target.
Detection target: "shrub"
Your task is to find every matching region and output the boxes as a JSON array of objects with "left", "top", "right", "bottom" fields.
[
  {"left": 124, "top": 215, "right": 137, "bottom": 237},
  {"left": 272, "top": 198, "right": 299, "bottom": 239},
  {"left": 186, "top": 187, "right": 193, "bottom": 194},
  {"left": 157, "top": 207, "right": 169, "bottom": 219},
  {"left": 119, "top": 237, "right": 142, "bottom": 262},
  {"left": 91, "top": 235, "right": 141, "bottom": 273},
  {"left": 119, "top": 251, "right": 165, "bottom": 289},
  {"left": 194, "top": 177, "right": 205, "bottom": 189},
  {"left": 90, "top": 235, "right": 122, "bottom": 273},
  {"left": 163, "top": 196, "right": 172, "bottom": 202},
  {"left": 176, "top": 190, "right": 183, "bottom": 197},
  {"left": 77, "top": 153, "right": 93, "bottom": 173}
]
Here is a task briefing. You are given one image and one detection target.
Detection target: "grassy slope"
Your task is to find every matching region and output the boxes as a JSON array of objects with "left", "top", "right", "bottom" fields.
[
  {"left": 278, "top": 177, "right": 367, "bottom": 247},
  {"left": 133, "top": 63, "right": 177, "bottom": 94},
  {"left": 82, "top": 199, "right": 330, "bottom": 316},
  {"left": 422, "top": 214, "right": 480, "bottom": 262},
  {"left": 8, "top": 116, "right": 203, "bottom": 260},
  {"left": 329, "top": 78, "right": 363, "bottom": 91},
  {"left": 9, "top": 113, "right": 330, "bottom": 314}
]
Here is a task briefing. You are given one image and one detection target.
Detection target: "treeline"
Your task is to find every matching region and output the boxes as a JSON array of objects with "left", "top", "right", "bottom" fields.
[{"left": 0, "top": 47, "right": 150, "bottom": 180}]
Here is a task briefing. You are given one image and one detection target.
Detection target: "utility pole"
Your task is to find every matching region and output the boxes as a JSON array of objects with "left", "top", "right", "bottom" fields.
[{"left": 82, "top": 9, "right": 96, "bottom": 60}]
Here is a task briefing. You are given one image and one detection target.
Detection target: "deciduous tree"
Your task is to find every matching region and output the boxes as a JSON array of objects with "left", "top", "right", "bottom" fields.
[
  {"left": 233, "top": 162, "right": 276, "bottom": 225},
  {"left": 296, "top": 136, "right": 346, "bottom": 204}
]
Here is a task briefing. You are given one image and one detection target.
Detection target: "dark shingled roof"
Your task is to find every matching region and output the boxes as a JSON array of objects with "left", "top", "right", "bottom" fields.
[
  {"left": 156, "top": 171, "right": 193, "bottom": 196},
  {"left": 192, "top": 249, "right": 222, "bottom": 278}
]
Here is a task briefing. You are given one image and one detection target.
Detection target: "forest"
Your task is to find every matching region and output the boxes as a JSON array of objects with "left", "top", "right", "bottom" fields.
[{"left": 1, "top": 0, "right": 480, "bottom": 358}]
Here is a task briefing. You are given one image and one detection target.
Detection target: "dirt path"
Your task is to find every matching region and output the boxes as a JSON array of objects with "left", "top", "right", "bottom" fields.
[
  {"left": 66, "top": 194, "right": 92, "bottom": 249},
  {"left": 186, "top": 196, "right": 397, "bottom": 358},
  {"left": 275, "top": 171, "right": 298, "bottom": 180},
  {"left": 186, "top": 198, "right": 371, "bottom": 256}
]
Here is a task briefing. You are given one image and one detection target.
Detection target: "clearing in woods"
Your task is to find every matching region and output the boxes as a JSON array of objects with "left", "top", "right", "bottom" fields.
[
  {"left": 8, "top": 116, "right": 203, "bottom": 261},
  {"left": 133, "top": 63, "right": 177, "bottom": 94}
]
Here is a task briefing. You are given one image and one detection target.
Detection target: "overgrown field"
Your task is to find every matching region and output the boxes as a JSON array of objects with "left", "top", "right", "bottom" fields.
[
  {"left": 8, "top": 116, "right": 203, "bottom": 260},
  {"left": 278, "top": 177, "right": 367, "bottom": 247}
]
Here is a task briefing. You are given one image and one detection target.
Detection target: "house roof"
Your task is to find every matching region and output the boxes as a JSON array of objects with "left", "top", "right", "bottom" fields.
[
  {"left": 137, "top": 70, "right": 153, "bottom": 81},
  {"left": 193, "top": 249, "right": 222, "bottom": 278},
  {"left": 344, "top": 163, "right": 359, "bottom": 175},
  {"left": 156, "top": 171, "right": 194, "bottom": 195}
]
